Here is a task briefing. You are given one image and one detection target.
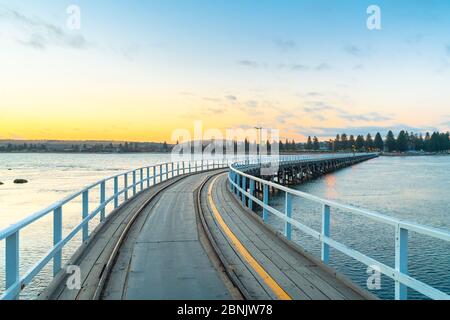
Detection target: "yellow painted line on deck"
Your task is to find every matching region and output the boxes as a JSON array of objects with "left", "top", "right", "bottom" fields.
[{"left": 208, "top": 175, "right": 292, "bottom": 300}]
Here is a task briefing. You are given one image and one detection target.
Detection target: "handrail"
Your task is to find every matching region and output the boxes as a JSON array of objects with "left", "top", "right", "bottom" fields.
[
  {"left": 0, "top": 157, "right": 249, "bottom": 300},
  {"left": 228, "top": 155, "right": 450, "bottom": 300}
]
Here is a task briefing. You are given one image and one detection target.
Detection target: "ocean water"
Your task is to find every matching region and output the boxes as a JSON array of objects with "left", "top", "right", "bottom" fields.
[
  {"left": 0, "top": 154, "right": 449, "bottom": 300},
  {"left": 0, "top": 153, "right": 173, "bottom": 299},
  {"left": 263, "top": 156, "right": 450, "bottom": 300}
]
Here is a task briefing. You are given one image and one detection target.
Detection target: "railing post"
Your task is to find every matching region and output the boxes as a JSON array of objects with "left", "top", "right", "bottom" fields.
[
  {"left": 177, "top": 163, "right": 180, "bottom": 176},
  {"left": 249, "top": 179, "right": 255, "bottom": 210},
  {"left": 395, "top": 225, "right": 408, "bottom": 300},
  {"left": 140, "top": 168, "right": 144, "bottom": 191},
  {"left": 236, "top": 174, "right": 241, "bottom": 197},
  {"left": 263, "top": 184, "right": 269, "bottom": 222},
  {"left": 82, "top": 190, "right": 89, "bottom": 242},
  {"left": 241, "top": 176, "right": 246, "bottom": 206},
  {"left": 146, "top": 167, "right": 150, "bottom": 188},
  {"left": 132, "top": 171, "right": 137, "bottom": 196},
  {"left": 53, "top": 206, "right": 62, "bottom": 276},
  {"left": 124, "top": 174, "right": 128, "bottom": 201},
  {"left": 285, "top": 193, "right": 292, "bottom": 240},
  {"left": 100, "top": 181, "right": 106, "bottom": 221},
  {"left": 159, "top": 164, "right": 163, "bottom": 183},
  {"left": 321, "top": 204, "right": 330, "bottom": 264},
  {"left": 153, "top": 167, "right": 157, "bottom": 186},
  {"left": 5, "top": 231, "right": 19, "bottom": 299},
  {"left": 114, "top": 176, "right": 119, "bottom": 208},
  {"left": 165, "top": 164, "right": 169, "bottom": 180},
  {"left": 188, "top": 162, "right": 191, "bottom": 173},
  {"left": 183, "top": 162, "right": 186, "bottom": 175}
]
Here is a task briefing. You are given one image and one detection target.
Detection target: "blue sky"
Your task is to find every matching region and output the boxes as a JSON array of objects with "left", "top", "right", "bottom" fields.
[{"left": 1, "top": 0, "right": 450, "bottom": 141}]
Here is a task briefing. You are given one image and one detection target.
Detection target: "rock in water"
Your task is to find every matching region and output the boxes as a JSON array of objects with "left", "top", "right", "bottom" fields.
[
  {"left": 14, "top": 179, "right": 28, "bottom": 184},
  {"left": 0, "top": 182, "right": 4, "bottom": 185}
]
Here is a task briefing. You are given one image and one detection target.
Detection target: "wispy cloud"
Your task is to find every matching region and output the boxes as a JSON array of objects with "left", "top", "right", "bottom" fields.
[
  {"left": 339, "top": 111, "right": 391, "bottom": 122},
  {"left": 0, "top": 6, "right": 89, "bottom": 50},
  {"left": 273, "top": 38, "right": 296, "bottom": 52},
  {"left": 277, "top": 63, "right": 331, "bottom": 72},
  {"left": 301, "top": 92, "right": 323, "bottom": 98},
  {"left": 344, "top": 45, "right": 367, "bottom": 57},
  {"left": 302, "top": 102, "right": 334, "bottom": 113},
  {"left": 245, "top": 100, "right": 258, "bottom": 108},
  {"left": 238, "top": 60, "right": 260, "bottom": 68},
  {"left": 315, "top": 63, "right": 331, "bottom": 71},
  {"left": 276, "top": 111, "right": 296, "bottom": 125},
  {"left": 280, "top": 63, "right": 309, "bottom": 71},
  {"left": 406, "top": 34, "right": 424, "bottom": 44},
  {"left": 301, "top": 101, "right": 392, "bottom": 123}
]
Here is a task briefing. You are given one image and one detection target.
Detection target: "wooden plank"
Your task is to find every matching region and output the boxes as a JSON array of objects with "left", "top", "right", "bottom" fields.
[
  {"left": 103, "top": 172, "right": 233, "bottom": 300},
  {"left": 43, "top": 176, "right": 187, "bottom": 300},
  {"left": 57, "top": 186, "right": 163, "bottom": 299},
  {"left": 210, "top": 178, "right": 322, "bottom": 300},
  {"left": 200, "top": 192, "right": 273, "bottom": 300},
  {"left": 217, "top": 174, "right": 366, "bottom": 300},
  {"left": 210, "top": 174, "right": 369, "bottom": 300},
  {"left": 214, "top": 178, "right": 343, "bottom": 299}
]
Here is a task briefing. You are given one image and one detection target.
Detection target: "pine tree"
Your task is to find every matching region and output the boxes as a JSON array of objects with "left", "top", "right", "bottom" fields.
[
  {"left": 374, "top": 132, "right": 384, "bottom": 151},
  {"left": 306, "top": 136, "right": 313, "bottom": 150},
  {"left": 365, "top": 133, "right": 374, "bottom": 150},
  {"left": 396, "top": 131, "right": 408, "bottom": 152},
  {"left": 386, "top": 131, "right": 396, "bottom": 152},
  {"left": 334, "top": 134, "right": 341, "bottom": 151},
  {"left": 313, "top": 136, "right": 320, "bottom": 150},
  {"left": 416, "top": 133, "right": 424, "bottom": 151},
  {"left": 355, "top": 135, "right": 365, "bottom": 151},
  {"left": 341, "top": 134, "right": 348, "bottom": 150},
  {"left": 424, "top": 132, "right": 431, "bottom": 152},
  {"left": 279, "top": 140, "right": 284, "bottom": 152},
  {"left": 349, "top": 135, "right": 356, "bottom": 150}
]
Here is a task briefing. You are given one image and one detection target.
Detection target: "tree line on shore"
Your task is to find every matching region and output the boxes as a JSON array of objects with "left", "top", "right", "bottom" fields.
[
  {"left": 278, "top": 130, "right": 450, "bottom": 153},
  {"left": 0, "top": 141, "right": 171, "bottom": 153},
  {"left": 1, "top": 130, "right": 449, "bottom": 154}
]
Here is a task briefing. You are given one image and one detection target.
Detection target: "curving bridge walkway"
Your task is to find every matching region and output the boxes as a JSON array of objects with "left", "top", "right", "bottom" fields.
[
  {"left": 4, "top": 153, "right": 449, "bottom": 300},
  {"left": 40, "top": 165, "right": 374, "bottom": 300}
]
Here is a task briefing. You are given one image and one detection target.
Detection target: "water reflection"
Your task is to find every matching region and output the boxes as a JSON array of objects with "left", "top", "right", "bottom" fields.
[{"left": 324, "top": 174, "right": 337, "bottom": 198}]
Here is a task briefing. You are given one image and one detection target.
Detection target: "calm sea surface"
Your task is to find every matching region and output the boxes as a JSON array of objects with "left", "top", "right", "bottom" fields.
[
  {"left": 264, "top": 155, "right": 450, "bottom": 300},
  {"left": 0, "top": 154, "right": 449, "bottom": 299}
]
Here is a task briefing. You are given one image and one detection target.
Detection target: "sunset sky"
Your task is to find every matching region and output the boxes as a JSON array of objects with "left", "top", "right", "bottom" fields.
[{"left": 1, "top": 0, "right": 450, "bottom": 142}]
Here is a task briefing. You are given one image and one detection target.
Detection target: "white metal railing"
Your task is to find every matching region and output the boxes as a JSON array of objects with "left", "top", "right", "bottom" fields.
[
  {"left": 0, "top": 157, "right": 249, "bottom": 300},
  {"left": 228, "top": 155, "right": 450, "bottom": 300}
]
